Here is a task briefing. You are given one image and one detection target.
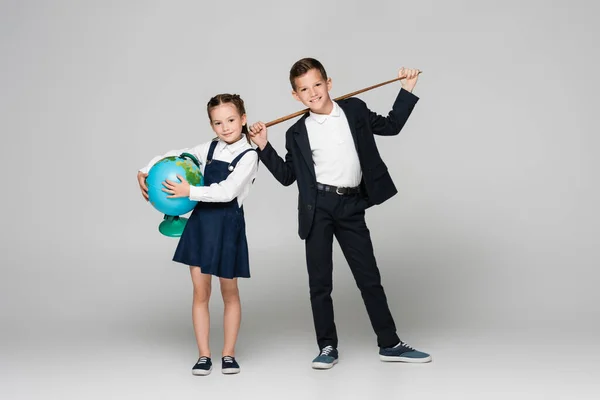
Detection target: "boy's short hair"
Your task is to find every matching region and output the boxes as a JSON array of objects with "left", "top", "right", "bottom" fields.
[{"left": 289, "top": 58, "right": 328, "bottom": 90}]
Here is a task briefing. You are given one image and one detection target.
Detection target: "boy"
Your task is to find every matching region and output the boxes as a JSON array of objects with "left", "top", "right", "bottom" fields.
[{"left": 249, "top": 58, "right": 431, "bottom": 369}]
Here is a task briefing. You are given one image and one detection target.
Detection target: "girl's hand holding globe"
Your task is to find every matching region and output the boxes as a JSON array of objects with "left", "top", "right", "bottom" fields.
[
  {"left": 162, "top": 175, "right": 190, "bottom": 198},
  {"left": 137, "top": 170, "right": 190, "bottom": 200},
  {"left": 137, "top": 171, "right": 149, "bottom": 201}
]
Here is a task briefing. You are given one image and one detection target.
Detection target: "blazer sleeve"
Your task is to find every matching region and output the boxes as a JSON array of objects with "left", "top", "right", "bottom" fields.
[
  {"left": 256, "top": 130, "right": 297, "bottom": 186},
  {"left": 367, "top": 88, "right": 419, "bottom": 136}
]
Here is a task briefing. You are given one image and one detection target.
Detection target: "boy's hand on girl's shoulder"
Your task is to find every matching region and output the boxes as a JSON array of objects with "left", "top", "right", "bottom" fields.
[
  {"left": 398, "top": 67, "right": 420, "bottom": 93},
  {"left": 249, "top": 121, "right": 268, "bottom": 150},
  {"left": 137, "top": 171, "right": 149, "bottom": 201}
]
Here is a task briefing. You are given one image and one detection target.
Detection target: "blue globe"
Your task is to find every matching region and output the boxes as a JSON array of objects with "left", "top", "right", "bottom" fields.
[{"left": 146, "top": 153, "right": 204, "bottom": 217}]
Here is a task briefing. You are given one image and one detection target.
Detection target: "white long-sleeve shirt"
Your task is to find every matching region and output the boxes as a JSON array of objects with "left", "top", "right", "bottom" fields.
[
  {"left": 306, "top": 101, "right": 362, "bottom": 187},
  {"left": 139, "top": 136, "right": 258, "bottom": 207}
]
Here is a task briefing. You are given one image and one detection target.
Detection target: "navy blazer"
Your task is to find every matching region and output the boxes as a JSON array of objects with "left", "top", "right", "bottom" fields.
[{"left": 257, "top": 88, "right": 419, "bottom": 239}]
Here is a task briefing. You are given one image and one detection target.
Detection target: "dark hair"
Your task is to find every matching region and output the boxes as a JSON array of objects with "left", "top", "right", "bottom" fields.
[
  {"left": 206, "top": 93, "right": 250, "bottom": 144},
  {"left": 289, "top": 57, "right": 328, "bottom": 90}
]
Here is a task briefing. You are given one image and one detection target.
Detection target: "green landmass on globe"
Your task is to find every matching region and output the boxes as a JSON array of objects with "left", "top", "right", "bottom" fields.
[
  {"left": 176, "top": 159, "right": 202, "bottom": 185},
  {"left": 157, "top": 156, "right": 202, "bottom": 185}
]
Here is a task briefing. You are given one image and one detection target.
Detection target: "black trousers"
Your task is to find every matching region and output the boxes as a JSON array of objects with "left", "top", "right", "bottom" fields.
[{"left": 305, "top": 189, "right": 400, "bottom": 350}]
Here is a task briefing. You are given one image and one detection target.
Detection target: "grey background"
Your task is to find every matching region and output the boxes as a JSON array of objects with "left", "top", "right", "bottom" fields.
[{"left": 1, "top": 0, "right": 598, "bottom": 399}]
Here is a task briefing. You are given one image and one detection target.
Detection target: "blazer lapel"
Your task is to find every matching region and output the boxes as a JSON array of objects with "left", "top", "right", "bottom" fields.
[{"left": 293, "top": 115, "right": 316, "bottom": 179}]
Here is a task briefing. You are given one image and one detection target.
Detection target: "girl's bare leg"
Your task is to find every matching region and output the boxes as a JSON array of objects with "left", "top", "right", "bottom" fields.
[
  {"left": 190, "top": 267, "right": 212, "bottom": 357},
  {"left": 219, "top": 277, "right": 241, "bottom": 357}
]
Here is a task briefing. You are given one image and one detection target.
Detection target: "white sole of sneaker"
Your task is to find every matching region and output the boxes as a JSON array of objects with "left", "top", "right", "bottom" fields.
[
  {"left": 192, "top": 366, "right": 213, "bottom": 376},
  {"left": 222, "top": 368, "right": 240, "bottom": 374},
  {"left": 312, "top": 359, "right": 338, "bottom": 369},
  {"left": 380, "top": 355, "right": 432, "bottom": 363}
]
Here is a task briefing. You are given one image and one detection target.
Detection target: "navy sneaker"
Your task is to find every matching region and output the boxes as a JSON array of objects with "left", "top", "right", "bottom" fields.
[
  {"left": 379, "top": 341, "right": 432, "bottom": 363},
  {"left": 192, "top": 356, "right": 213, "bottom": 375},
  {"left": 311, "top": 345, "right": 339, "bottom": 369},
  {"left": 221, "top": 356, "right": 240, "bottom": 374}
]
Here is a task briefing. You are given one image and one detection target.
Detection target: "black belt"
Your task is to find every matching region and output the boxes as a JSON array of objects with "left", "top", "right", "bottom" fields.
[{"left": 316, "top": 182, "right": 361, "bottom": 195}]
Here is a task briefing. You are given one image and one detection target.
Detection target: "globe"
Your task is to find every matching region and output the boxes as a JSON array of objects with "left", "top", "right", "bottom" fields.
[{"left": 146, "top": 152, "right": 204, "bottom": 237}]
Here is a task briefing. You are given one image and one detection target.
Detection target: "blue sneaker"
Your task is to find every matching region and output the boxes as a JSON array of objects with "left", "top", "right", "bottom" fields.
[
  {"left": 311, "top": 345, "right": 339, "bottom": 369},
  {"left": 221, "top": 356, "right": 240, "bottom": 374},
  {"left": 192, "top": 356, "right": 213, "bottom": 375},
  {"left": 379, "top": 341, "right": 432, "bottom": 363}
]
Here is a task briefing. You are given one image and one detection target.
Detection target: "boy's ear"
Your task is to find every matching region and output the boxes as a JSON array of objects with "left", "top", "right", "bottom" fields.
[
  {"left": 292, "top": 90, "right": 300, "bottom": 102},
  {"left": 327, "top": 77, "right": 332, "bottom": 91}
]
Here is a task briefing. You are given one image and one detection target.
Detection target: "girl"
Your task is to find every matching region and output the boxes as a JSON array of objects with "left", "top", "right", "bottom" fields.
[{"left": 137, "top": 94, "right": 258, "bottom": 376}]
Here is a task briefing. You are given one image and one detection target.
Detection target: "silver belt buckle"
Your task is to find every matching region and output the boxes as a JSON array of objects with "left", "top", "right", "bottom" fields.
[{"left": 336, "top": 187, "right": 343, "bottom": 195}]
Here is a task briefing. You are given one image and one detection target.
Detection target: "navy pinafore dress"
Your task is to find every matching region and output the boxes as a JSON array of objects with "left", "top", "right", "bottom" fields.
[{"left": 173, "top": 140, "right": 254, "bottom": 279}]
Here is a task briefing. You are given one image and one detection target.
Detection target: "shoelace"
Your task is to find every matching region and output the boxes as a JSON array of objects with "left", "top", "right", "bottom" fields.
[
  {"left": 320, "top": 345, "right": 334, "bottom": 356},
  {"left": 197, "top": 356, "right": 209, "bottom": 364},
  {"left": 223, "top": 356, "right": 234, "bottom": 363},
  {"left": 400, "top": 341, "right": 415, "bottom": 350}
]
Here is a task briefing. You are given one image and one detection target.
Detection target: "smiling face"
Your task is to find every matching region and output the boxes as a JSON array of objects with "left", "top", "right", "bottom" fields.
[
  {"left": 208, "top": 103, "right": 247, "bottom": 144},
  {"left": 292, "top": 68, "right": 334, "bottom": 115}
]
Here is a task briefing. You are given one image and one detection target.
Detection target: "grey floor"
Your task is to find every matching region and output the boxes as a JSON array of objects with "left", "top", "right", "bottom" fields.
[
  {"left": 3, "top": 304, "right": 598, "bottom": 399},
  {"left": 3, "top": 244, "right": 599, "bottom": 400}
]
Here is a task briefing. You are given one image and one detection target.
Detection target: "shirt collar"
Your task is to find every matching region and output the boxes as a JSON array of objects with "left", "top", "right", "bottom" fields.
[
  {"left": 217, "top": 135, "right": 247, "bottom": 154},
  {"left": 309, "top": 101, "right": 340, "bottom": 124}
]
